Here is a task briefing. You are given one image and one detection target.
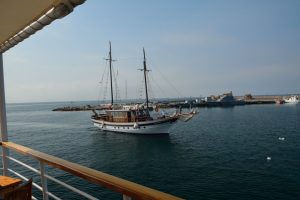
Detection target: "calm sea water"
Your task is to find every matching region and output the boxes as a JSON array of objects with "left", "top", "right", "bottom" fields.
[{"left": 2, "top": 102, "right": 300, "bottom": 199}]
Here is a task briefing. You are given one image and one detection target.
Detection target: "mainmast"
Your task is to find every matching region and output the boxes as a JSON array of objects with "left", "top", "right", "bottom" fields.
[
  {"left": 107, "top": 41, "right": 114, "bottom": 105},
  {"left": 142, "top": 48, "right": 149, "bottom": 108}
]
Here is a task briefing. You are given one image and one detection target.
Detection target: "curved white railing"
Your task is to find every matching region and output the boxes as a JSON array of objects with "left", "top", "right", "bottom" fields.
[{"left": 1, "top": 141, "right": 183, "bottom": 200}]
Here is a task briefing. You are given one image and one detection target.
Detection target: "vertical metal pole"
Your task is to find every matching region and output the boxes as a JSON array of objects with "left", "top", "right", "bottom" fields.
[
  {"left": 0, "top": 53, "right": 9, "bottom": 176},
  {"left": 40, "top": 161, "right": 49, "bottom": 200}
]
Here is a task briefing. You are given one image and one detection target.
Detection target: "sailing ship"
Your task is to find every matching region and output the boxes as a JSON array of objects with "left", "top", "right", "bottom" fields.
[{"left": 91, "top": 42, "right": 179, "bottom": 134}]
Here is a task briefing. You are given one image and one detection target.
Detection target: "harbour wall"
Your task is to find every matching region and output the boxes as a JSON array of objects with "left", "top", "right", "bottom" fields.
[{"left": 52, "top": 95, "right": 285, "bottom": 111}]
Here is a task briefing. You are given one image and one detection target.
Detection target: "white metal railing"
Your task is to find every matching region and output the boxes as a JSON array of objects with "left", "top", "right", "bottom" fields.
[
  {"left": 5, "top": 155, "right": 99, "bottom": 200},
  {"left": 1, "top": 141, "right": 182, "bottom": 200}
]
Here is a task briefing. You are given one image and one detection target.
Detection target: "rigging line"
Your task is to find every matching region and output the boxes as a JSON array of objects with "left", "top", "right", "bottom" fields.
[
  {"left": 99, "top": 61, "right": 108, "bottom": 85},
  {"left": 112, "top": 64, "right": 120, "bottom": 102},
  {"left": 114, "top": 56, "right": 139, "bottom": 61},
  {"left": 152, "top": 65, "right": 184, "bottom": 98},
  {"left": 112, "top": 64, "right": 117, "bottom": 102},
  {"left": 138, "top": 74, "right": 144, "bottom": 99},
  {"left": 150, "top": 76, "right": 158, "bottom": 100},
  {"left": 146, "top": 71, "right": 155, "bottom": 101},
  {"left": 104, "top": 61, "right": 110, "bottom": 102},
  {"left": 135, "top": 68, "right": 139, "bottom": 100},
  {"left": 103, "top": 62, "right": 110, "bottom": 102},
  {"left": 125, "top": 80, "right": 128, "bottom": 100},
  {"left": 149, "top": 72, "right": 166, "bottom": 98},
  {"left": 98, "top": 62, "right": 108, "bottom": 104},
  {"left": 135, "top": 68, "right": 143, "bottom": 100}
]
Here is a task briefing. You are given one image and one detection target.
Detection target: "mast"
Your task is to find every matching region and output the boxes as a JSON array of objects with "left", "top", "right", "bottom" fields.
[
  {"left": 107, "top": 41, "right": 114, "bottom": 105},
  {"left": 143, "top": 48, "right": 149, "bottom": 108}
]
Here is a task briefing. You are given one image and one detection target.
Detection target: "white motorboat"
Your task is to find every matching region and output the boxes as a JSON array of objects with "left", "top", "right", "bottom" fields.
[{"left": 284, "top": 96, "right": 299, "bottom": 103}]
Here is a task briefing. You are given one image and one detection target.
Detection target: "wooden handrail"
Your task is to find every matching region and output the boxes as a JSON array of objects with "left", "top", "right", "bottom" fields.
[{"left": 0, "top": 141, "right": 183, "bottom": 200}]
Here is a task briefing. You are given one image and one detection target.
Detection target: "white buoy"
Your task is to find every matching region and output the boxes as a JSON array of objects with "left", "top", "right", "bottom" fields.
[
  {"left": 278, "top": 137, "right": 285, "bottom": 141},
  {"left": 267, "top": 157, "right": 271, "bottom": 161}
]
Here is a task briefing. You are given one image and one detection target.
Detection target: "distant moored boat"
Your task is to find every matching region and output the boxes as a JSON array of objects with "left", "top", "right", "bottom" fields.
[
  {"left": 275, "top": 98, "right": 285, "bottom": 104},
  {"left": 284, "top": 96, "right": 299, "bottom": 104}
]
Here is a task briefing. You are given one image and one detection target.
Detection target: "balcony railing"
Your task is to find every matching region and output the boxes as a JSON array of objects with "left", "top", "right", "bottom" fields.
[{"left": 1, "top": 141, "right": 183, "bottom": 200}]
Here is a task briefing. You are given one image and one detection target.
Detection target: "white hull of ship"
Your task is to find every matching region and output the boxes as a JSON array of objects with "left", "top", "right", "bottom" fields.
[{"left": 92, "top": 117, "right": 177, "bottom": 134}]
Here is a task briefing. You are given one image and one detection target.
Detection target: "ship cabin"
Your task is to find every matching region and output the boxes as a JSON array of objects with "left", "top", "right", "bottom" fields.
[{"left": 94, "top": 108, "right": 153, "bottom": 123}]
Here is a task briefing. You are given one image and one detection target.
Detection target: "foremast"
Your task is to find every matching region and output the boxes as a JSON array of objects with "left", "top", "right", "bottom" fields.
[
  {"left": 105, "top": 41, "right": 115, "bottom": 106},
  {"left": 140, "top": 48, "right": 150, "bottom": 108}
]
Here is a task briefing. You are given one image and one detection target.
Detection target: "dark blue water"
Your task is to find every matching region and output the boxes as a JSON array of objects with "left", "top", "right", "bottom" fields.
[{"left": 2, "top": 102, "right": 300, "bottom": 199}]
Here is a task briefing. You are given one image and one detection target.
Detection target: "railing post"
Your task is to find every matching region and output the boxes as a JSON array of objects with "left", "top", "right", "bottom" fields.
[
  {"left": 123, "top": 194, "right": 132, "bottom": 200},
  {"left": 40, "top": 161, "right": 49, "bottom": 200},
  {"left": 0, "top": 53, "right": 9, "bottom": 176}
]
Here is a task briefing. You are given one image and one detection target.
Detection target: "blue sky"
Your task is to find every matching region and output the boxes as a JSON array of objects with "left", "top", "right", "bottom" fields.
[{"left": 3, "top": 0, "right": 300, "bottom": 103}]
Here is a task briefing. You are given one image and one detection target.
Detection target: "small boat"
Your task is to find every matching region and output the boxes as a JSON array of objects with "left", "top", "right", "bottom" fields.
[
  {"left": 275, "top": 98, "right": 285, "bottom": 104},
  {"left": 92, "top": 43, "right": 179, "bottom": 134},
  {"left": 284, "top": 96, "right": 299, "bottom": 104},
  {"left": 177, "top": 110, "right": 198, "bottom": 122}
]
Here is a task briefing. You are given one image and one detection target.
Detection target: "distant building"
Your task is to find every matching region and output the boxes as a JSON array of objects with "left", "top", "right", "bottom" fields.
[
  {"left": 205, "top": 91, "right": 245, "bottom": 106},
  {"left": 244, "top": 94, "right": 253, "bottom": 100}
]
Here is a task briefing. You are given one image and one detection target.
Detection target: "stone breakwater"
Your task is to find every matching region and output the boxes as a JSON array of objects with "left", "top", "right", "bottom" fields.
[{"left": 52, "top": 95, "right": 289, "bottom": 111}]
